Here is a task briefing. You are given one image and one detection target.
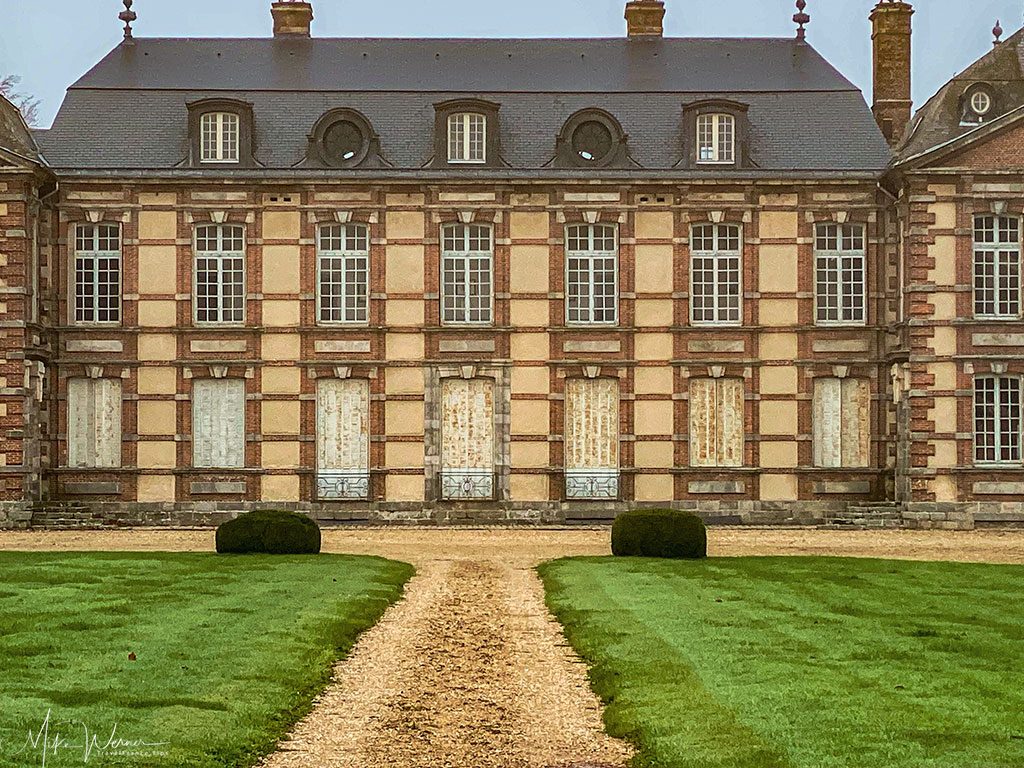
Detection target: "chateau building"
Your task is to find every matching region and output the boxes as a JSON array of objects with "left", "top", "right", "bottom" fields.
[{"left": 0, "top": 0, "right": 1020, "bottom": 527}]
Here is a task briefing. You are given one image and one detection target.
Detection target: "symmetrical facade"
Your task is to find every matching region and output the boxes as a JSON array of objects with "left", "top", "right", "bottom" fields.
[{"left": 0, "top": 0, "right": 1021, "bottom": 527}]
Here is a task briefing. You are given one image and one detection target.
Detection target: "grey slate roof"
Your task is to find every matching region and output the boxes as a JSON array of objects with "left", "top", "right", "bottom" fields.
[
  {"left": 898, "top": 27, "right": 1024, "bottom": 162},
  {"left": 38, "top": 37, "right": 892, "bottom": 175}
]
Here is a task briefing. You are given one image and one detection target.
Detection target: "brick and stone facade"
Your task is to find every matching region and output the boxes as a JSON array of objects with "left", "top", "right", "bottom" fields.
[{"left": 3, "top": 0, "right": 1022, "bottom": 528}]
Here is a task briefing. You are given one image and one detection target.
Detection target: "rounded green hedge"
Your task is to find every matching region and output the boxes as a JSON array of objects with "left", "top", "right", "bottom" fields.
[
  {"left": 611, "top": 508, "right": 708, "bottom": 559},
  {"left": 215, "top": 510, "right": 322, "bottom": 555}
]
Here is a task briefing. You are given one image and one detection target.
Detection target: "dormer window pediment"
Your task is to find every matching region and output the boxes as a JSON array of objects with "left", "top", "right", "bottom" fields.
[{"left": 186, "top": 98, "right": 256, "bottom": 169}]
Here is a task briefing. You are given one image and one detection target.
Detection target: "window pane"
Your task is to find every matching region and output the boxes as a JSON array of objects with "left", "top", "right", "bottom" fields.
[
  {"left": 318, "top": 224, "right": 369, "bottom": 323},
  {"left": 74, "top": 223, "right": 121, "bottom": 324},
  {"left": 974, "top": 215, "right": 1021, "bottom": 318},
  {"left": 441, "top": 223, "right": 492, "bottom": 323},
  {"left": 815, "top": 223, "right": 865, "bottom": 324},
  {"left": 691, "top": 224, "right": 741, "bottom": 325},
  {"left": 195, "top": 224, "right": 245, "bottom": 324},
  {"left": 566, "top": 224, "right": 618, "bottom": 324}
]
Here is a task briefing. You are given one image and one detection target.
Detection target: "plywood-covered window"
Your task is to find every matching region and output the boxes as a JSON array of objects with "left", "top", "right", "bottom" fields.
[
  {"left": 74, "top": 223, "right": 121, "bottom": 325},
  {"left": 974, "top": 215, "right": 1021, "bottom": 319},
  {"left": 565, "top": 378, "right": 620, "bottom": 498},
  {"left": 974, "top": 375, "right": 1021, "bottom": 464},
  {"left": 689, "top": 378, "right": 744, "bottom": 468},
  {"left": 318, "top": 223, "right": 369, "bottom": 324},
  {"left": 317, "top": 379, "right": 370, "bottom": 499},
  {"left": 192, "top": 379, "right": 245, "bottom": 469},
  {"left": 813, "top": 378, "right": 871, "bottom": 468},
  {"left": 440, "top": 378, "right": 495, "bottom": 499},
  {"left": 67, "top": 378, "right": 122, "bottom": 468}
]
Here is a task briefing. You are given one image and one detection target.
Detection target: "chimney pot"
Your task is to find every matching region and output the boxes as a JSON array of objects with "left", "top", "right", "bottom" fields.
[
  {"left": 870, "top": 0, "right": 914, "bottom": 147},
  {"left": 625, "top": 0, "right": 666, "bottom": 39},
  {"left": 272, "top": 1, "right": 314, "bottom": 38}
]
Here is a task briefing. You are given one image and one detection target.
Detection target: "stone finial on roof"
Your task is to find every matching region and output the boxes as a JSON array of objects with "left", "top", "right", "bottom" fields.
[
  {"left": 793, "top": 0, "right": 810, "bottom": 42},
  {"left": 993, "top": 19, "right": 1004, "bottom": 46},
  {"left": 119, "top": 0, "right": 137, "bottom": 43}
]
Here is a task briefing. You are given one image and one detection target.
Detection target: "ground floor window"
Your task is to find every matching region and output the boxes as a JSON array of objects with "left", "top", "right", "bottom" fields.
[
  {"left": 193, "top": 379, "right": 246, "bottom": 468},
  {"left": 975, "top": 375, "right": 1021, "bottom": 464},
  {"left": 66, "top": 378, "right": 122, "bottom": 468},
  {"left": 689, "top": 378, "right": 744, "bottom": 467},
  {"left": 564, "top": 378, "right": 620, "bottom": 499},
  {"left": 317, "top": 378, "right": 370, "bottom": 499},
  {"left": 812, "top": 378, "right": 871, "bottom": 468},
  {"left": 440, "top": 378, "right": 495, "bottom": 499}
]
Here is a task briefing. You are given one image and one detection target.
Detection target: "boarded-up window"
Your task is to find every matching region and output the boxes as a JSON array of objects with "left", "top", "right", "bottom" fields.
[
  {"left": 192, "top": 379, "right": 245, "bottom": 469},
  {"left": 440, "top": 378, "right": 494, "bottom": 499},
  {"left": 813, "top": 378, "right": 870, "bottom": 468},
  {"left": 565, "top": 378, "right": 620, "bottom": 498},
  {"left": 67, "top": 378, "right": 122, "bottom": 468},
  {"left": 317, "top": 379, "right": 370, "bottom": 499},
  {"left": 689, "top": 378, "right": 744, "bottom": 468}
]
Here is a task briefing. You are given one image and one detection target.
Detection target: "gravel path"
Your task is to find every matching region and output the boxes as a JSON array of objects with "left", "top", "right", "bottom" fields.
[{"left": 3, "top": 526, "right": 1023, "bottom": 766}]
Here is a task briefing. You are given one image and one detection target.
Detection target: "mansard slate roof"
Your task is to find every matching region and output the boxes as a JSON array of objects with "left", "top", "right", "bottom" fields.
[
  {"left": 36, "top": 37, "right": 892, "bottom": 176},
  {"left": 898, "top": 27, "right": 1024, "bottom": 162}
]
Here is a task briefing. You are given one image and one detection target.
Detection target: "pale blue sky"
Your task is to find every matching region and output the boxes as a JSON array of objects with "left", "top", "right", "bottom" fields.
[{"left": 0, "top": 0, "right": 1019, "bottom": 127}]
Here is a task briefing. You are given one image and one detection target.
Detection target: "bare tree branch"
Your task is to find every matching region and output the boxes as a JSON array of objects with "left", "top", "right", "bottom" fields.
[{"left": 0, "top": 75, "right": 42, "bottom": 127}]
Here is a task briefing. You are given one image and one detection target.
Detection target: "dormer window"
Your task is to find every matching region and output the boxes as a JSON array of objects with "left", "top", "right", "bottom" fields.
[
  {"left": 432, "top": 100, "right": 501, "bottom": 168},
  {"left": 448, "top": 113, "right": 487, "bottom": 163},
  {"left": 187, "top": 98, "right": 255, "bottom": 168},
  {"left": 697, "top": 113, "right": 735, "bottom": 164},
  {"left": 961, "top": 84, "right": 999, "bottom": 125},
  {"left": 555, "top": 109, "right": 630, "bottom": 169},
  {"left": 970, "top": 90, "right": 992, "bottom": 117},
  {"left": 200, "top": 112, "right": 239, "bottom": 163},
  {"left": 681, "top": 100, "right": 750, "bottom": 169}
]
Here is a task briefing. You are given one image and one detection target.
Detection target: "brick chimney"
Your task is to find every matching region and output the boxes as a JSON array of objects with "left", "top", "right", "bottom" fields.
[
  {"left": 870, "top": 0, "right": 914, "bottom": 145},
  {"left": 625, "top": 0, "right": 666, "bottom": 39},
  {"left": 272, "top": 1, "right": 313, "bottom": 38}
]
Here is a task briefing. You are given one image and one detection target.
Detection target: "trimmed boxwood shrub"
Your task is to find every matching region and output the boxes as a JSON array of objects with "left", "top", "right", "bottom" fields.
[
  {"left": 215, "top": 510, "right": 321, "bottom": 555},
  {"left": 611, "top": 508, "right": 707, "bottom": 559}
]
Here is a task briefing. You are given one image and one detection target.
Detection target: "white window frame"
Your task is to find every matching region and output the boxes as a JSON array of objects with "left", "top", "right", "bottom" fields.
[
  {"left": 447, "top": 113, "right": 486, "bottom": 164},
  {"left": 690, "top": 223, "right": 742, "bottom": 326},
  {"left": 973, "top": 215, "right": 1021, "bottom": 320},
  {"left": 73, "top": 223, "right": 122, "bottom": 326},
  {"left": 441, "top": 223, "right": 493, "bottom": 325},
  {"left": 317, "top": 223, "right": 370, "bottom": 325},
  {"left": 814, "top": 222, "right": 867, "bottom": 326},
  {"left": 974, "top": 375, "right": 1022, "bottom": 465},
  {"left": 200, "top": 112, "right": 240, "bottom": 164},
  {"left": 194, "top": 224, "right": 246, "bottom": 326},
  {"left": 565, "top": 223, "right": 619, "bottom": 326},
  {"left": 697, "top": 113, "right": 735, "bottom": 164}
]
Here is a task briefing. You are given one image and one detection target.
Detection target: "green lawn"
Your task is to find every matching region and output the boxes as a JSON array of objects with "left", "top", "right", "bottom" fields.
[
  {"left": 0, "top": 552, "right": 412, "bottom": 767},
  {"left": 540, "top": 556, "right": 1024, "bottom": 768}
]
